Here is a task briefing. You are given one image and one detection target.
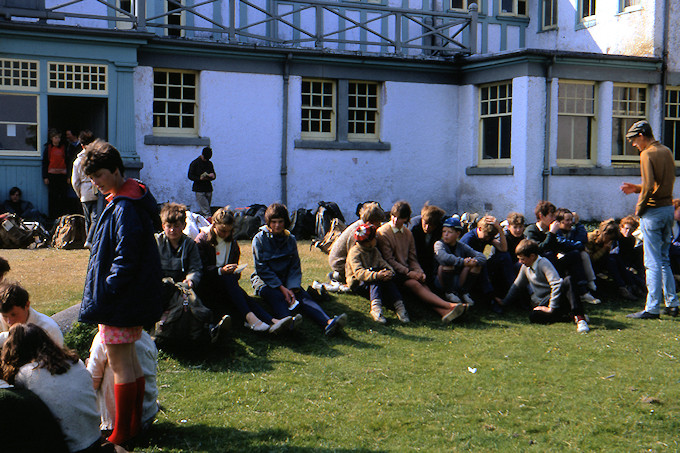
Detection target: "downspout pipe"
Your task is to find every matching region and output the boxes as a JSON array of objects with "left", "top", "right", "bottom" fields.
[
  {"left": 280, "top": 53, "right": 292, "bottom": 205},
  {"left": 542, "top": 55, "right": 556, "bottom": 201},
  {"left": 659, "top": 0, "right": 669, "bottom": 142}
]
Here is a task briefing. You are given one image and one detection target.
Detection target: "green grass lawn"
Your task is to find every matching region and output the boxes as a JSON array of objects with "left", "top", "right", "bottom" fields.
[{"left": 2, "top": 245, "right": 680, "bottom": 452}]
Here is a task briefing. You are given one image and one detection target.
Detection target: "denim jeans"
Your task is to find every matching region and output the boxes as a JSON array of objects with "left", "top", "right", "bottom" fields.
[{"left": 640, "top": 205, "right": 679, "bottom": 313}]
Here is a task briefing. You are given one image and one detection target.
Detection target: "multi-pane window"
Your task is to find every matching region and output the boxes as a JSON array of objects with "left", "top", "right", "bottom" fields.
[
  {"left": 166, "top": 0, "right": 185, "bottom": 37},
  {"left": 664, "top": 87, "right": 680, "bottom": 161},
  {"left": 542, "top": 0, "right": 557, "bottom": 29},
  {"left": 48, "top": 62, "right": 107, "bottom": 94},
  {"left": 348, "top": 82, "right": 379, "bottom": 140},
  {"left": 0, "top": 94, "right": 39, "bottom": 155},
  {"left": 557, "top": 81, "right": 595, "bottom": 162},
  {"left": 620, "top": 0, "right": 640, "bottom": 11},
  {"left": 450, "top": 0, "right": 468, "bottom": 10},
  {"left": 0, "top": 58, "right": 38, "bottom": 90},
  {"left": 580, "top": 0, "right": 596, "bottom": 21},
  {"left": 116, "top": 0, "right": 135, "bottom": 29},
  {"left": 153, "top": 69, "right": 197, "bottom": 134},
  {"left": 480, "top": 82, "right": 512, "bottom": 162},
  {"left": 301, "top": 79, "right": 336, "bottom": 140},
  {"left": 612, "top": 84, "right": 647, "bottom": 160},
  {"left": 500, "top": 0, "right": 527, "bottom": 16}
]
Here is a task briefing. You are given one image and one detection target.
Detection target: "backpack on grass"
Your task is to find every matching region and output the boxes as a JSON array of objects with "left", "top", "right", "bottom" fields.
[
  {"left": 51, "top": 214, "right": 87, "bottom": 249},
  {"left": 154, "top": 281, "right": 214, "bottom": 348},
  {"left": 291, "top": 208, "right": 315, "bottom": 240},
  {"left": 0, "top": 213, "right": 35, "bottom": 249},
  {"left": 312, "top": 217, "right": 346, "bottom": 254},
  {"left": 315, "top": 201, "right": 345, "bottom": 240}
]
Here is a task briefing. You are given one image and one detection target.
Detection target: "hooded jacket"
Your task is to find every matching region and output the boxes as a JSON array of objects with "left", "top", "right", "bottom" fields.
[
  {"left": 79, "top": 179, "right": 163, "bottom": 327},
  {"left": 250, "top": 225, "right": 302, "bottom": 294}
]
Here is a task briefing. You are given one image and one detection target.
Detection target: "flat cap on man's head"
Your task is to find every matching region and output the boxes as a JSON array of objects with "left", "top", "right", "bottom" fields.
[{"left": 625, "top": 120, "right": 653, "bottom": 139}]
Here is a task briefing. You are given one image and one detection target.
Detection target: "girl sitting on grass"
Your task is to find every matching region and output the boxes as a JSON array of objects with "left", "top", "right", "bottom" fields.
[
  {"left": 1, "top": 323, "right": 105, "bottom": 452},
  {"left": 251, "top": 203, "right": 347, "bottom": 336},
  {"left": 195, "top": 207, "right": 293, "bottom": 334}
]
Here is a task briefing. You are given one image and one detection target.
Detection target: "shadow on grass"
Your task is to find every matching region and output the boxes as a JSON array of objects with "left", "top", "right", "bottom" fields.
[{"left": 141, "top": 422, "right": 384, "bottom": 452}]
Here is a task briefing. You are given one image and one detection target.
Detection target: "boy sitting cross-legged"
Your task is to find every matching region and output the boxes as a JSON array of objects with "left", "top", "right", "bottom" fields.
[
  {"left": 502, "top": 239, "right": 590, "bottom": 333},
  {"left": 433, "top": 217, "right": 486, "bottom": 307},
  {"left": 346, "top": 223, "right": 409, "bottom": 324}
]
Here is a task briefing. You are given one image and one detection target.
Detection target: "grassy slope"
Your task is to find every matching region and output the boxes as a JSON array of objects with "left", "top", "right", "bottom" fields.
[{"left": 1, "top": 246, "right": 679, "bottom": 452}]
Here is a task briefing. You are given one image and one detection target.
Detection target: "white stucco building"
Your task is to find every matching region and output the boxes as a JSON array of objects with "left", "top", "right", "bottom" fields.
[{"left": 1, "top": 0, "right": 678, "bottom": 221}]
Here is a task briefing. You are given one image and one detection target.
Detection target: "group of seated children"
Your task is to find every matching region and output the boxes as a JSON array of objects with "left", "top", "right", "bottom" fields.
[
  {"left": 155, "top": 202, "right": 348, "bottom": 340},
  {"left": 328, "top": 199, "right": 655, "bottom": 333}
]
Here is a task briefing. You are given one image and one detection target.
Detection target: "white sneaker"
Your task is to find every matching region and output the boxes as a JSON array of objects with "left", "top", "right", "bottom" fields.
[
  {"left": 445, "top": 293, "right": 462, "bottom": 303},
  {"left": 370, "top": 304, "right": 387, "bottom": 324},
  {"left": 461, "top": 293, "right": 475, "bottom": 306},
  {"left": 394, "top": 301, "right": 410, "bottom": 323},
  {"left": 577, "top": 320, "right": 590, "bottom": 333},
  {"left": 312, "top": 280, "right": 324, "bottom": 291},
  {"left": 580, "top": 292, "right": 601, "bottom": 305}
]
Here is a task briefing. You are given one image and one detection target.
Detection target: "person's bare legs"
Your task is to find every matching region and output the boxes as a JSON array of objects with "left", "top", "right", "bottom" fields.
[
  {"left": 107, "top": 342, "right": 142, "bottom": 444},
  {"left": 403, "top": 278, "right": 460, "bottom": 316}
]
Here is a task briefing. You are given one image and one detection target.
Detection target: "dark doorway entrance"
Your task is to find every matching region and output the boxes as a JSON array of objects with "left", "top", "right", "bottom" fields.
[{"left": 47, "top": 96, "right": 108, "bottom": 140}]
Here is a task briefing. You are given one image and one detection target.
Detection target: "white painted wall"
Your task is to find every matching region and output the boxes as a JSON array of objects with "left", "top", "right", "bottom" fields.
[
  {"left": 286, "top": 78, "right": 460, "bottom": 219},
  {"left": 526, "top": 0, "right": 658, "bottom": 58},
  {"left": 135, "top": 68, "right": 283, "bottom": 211}
]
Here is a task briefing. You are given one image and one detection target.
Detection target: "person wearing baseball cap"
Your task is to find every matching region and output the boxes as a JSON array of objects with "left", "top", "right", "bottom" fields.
[{"left": 621, "top": 120, "right": 679, "bottom": 319}]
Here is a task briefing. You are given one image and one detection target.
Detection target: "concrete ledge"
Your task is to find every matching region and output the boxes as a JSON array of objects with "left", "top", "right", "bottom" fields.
[
  {"left": 144, "top": 135, "right": 210, "bottom": 146},
  {"left": 466, "top": 166, "right": 514, "bottom": 175},
  {"left": 294, "top": 140, "right": 391, "bottom": 151},
  {"left": 51, "top": 303, "right": 81, "bottom": 335}
]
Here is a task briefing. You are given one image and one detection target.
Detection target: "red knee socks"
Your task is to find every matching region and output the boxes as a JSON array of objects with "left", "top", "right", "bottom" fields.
[
  {"left": 108, "top": 381, "right": 137, "bottom": 445},
  {"left": 130, "top": 376, "right": 146, "bottom": 438}
]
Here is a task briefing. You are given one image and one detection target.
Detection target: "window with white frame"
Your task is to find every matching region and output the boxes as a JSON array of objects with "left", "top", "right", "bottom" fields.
[
  {"left": 620, "top": 0, "right": 640, "bottom": 12},
  {"left": 542, "top": 0, "right": 557, "bottom": 29},
  {"left": 48, "top": 62, "right": 108, "bottom": 94},
  {"left": 348, "top": 81, "right": 379, "bottom": 140},
  {"left": 116, "top": 0, "right": 135, "bottom": 29},
  {"left": 300, "top": 78, "right": 382, "bottom": 142},
  {"left": 0, "top": 58, "right": 39, "bottom": 90},
  {"left": 153, "top": 69, "right": 197, "bottom": 135},
  {"left": 0, "top": 94, "right": 39, "bottom": 155},
  {"left": 500, "top": 0, "right": 527, "bottom": 16},
  {"left": 166, "top": 0, "right": 185, "bottom": 37},
  {"left": 450, "top": 0, "right": 468, "bottom": 10},
  {"left": 664, "top": 87, "right": 680, "bottom": 161},
  {"left": 301, "top": 79, "right": 336, "bottom": 140},
  {"left": 579, "top": 0, "right": 596, "bottom": 21},
  {"left": 557, "top": 81, "right": 595, "bottom": 163},
  {"left": 480, "top": 82, "right": 512, "bottom": 162},
  {"left": 612, "top": 84, "right": 647, "bottom": 160}
]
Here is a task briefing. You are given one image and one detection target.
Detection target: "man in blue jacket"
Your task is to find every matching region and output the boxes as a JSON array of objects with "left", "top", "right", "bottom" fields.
[{"left": 79, "top": 139, "right": 162, "bottom": 445}]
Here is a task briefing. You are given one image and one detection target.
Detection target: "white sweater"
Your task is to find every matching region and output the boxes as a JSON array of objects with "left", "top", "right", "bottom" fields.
[
  {"left": 16, "top": 360, "right": 101, "bottom": 452},
  {"left": 0, "top": 308, "right": 64, "bottom": 348},
  {"left": 86, "top": 331, "right": 159, "bottom": 430}
]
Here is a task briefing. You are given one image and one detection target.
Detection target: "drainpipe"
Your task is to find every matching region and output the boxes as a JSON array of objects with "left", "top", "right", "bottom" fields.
[
  {"left": 542, "top": 55, "right": 556, "bottom": 201},
  {"left": 280, "top": 53, "right": 292, "bottom": 205},
  {"left": 659, "top": 0, "right": 669, "bottom": 141}
]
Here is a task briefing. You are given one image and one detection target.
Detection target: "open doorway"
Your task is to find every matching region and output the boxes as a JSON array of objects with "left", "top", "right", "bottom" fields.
[{"left": 47, "top": 96, "right": 108, "bottom": 141}]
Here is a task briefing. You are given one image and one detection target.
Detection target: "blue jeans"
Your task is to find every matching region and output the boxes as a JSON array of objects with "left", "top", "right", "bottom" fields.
[{"left": 641, "top": 205, "right": 679, "bottom": 313}]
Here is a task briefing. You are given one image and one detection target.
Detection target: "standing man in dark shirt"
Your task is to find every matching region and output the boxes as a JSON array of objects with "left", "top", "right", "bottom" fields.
[
  {"left": 187, "top": 146, "right": 216, "bottom": 218},
  {"left": 621, "top": 120, "right": 679, "bottom": 319}
]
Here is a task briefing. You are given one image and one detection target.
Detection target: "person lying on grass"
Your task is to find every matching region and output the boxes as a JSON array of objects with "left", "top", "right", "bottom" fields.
[
  {"left": 345, "top": 223, "right": 409, "bottom": 324},
  {"left": 500, "top": 239, "right": 590, "bottom": 333},
  {"left": 251, "top": 203, "right": 347, "bottom": 336}
]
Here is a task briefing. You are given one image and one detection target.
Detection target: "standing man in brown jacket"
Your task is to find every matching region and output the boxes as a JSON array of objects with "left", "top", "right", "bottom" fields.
[{"left": 621, "top": 120, "right": 679, "bottom": 318}]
